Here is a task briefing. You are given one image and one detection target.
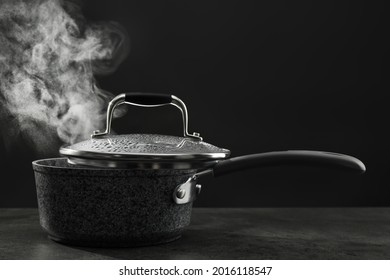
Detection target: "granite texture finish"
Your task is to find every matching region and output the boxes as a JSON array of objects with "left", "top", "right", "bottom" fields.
[
  {"left": 1, "top": 208, "right": 390, "bottom": 259},
  {"left": 32, "top": 158, "right": 196, "bottom": 247}
]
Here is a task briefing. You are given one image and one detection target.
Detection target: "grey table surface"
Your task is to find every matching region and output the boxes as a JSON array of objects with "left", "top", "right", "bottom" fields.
[{"left": 0, "top": 208, "right": 389, "bottom": 260}]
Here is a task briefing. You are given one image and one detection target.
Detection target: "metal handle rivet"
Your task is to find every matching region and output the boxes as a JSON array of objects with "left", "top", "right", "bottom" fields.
[
  {"left": 176, "top": 188, "right": 186, "bottom": 199},
  {"left": 196, "top": 184, "right": 202, "bottom": 195}
]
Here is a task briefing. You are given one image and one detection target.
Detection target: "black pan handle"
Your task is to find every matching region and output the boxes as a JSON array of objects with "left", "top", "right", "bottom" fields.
[
  {"left": 124, "top": 92, "right": 172, "bottom": 106},
  {"left": 207, "top": 150, "right": 366, "bottom": 177}
]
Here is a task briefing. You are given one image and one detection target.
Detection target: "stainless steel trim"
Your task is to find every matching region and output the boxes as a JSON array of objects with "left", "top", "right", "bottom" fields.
[
  {"left": 60, "top": 146, "right": 230, "bottom": 161},
  {"left": 92, "top": 93, "right": 202, "bottom": 140}
]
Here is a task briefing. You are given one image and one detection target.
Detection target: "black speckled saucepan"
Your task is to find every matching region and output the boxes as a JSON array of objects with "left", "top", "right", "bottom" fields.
[{"left": 32, "top": 93, "right": 366, "bottom": 247}]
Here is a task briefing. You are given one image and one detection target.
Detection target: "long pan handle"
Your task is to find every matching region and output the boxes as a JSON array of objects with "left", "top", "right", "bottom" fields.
[{"left": 204, "top": 150, "right": 366, "bottom": 178}]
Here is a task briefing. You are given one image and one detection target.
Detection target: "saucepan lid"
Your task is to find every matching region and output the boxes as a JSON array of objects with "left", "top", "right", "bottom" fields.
[{"left": 59, "top": 93, "right": 231, "bottom": 169}]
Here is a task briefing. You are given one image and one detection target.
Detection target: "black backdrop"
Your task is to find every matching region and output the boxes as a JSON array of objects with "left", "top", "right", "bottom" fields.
[{"left": 0, "top": 0, "right": 387, "bottom": 207}]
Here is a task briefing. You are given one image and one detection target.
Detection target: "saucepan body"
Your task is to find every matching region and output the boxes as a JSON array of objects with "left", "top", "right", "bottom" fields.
[
  {"left": 33, "top": 158, "right": 196, "bottom": 247},
  {"left": 32, "top": 93, "right": 366, "bottom": 247}
]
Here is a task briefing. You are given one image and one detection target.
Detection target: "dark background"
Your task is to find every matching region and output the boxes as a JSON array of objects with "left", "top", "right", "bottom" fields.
[{"left": 0, "top": 0, "right": 387, "bottom": 207}]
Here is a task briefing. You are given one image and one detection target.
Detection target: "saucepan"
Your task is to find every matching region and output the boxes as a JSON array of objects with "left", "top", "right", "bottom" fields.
[{"left": 32, "top": 93, "right": 365, "bottom": 247}]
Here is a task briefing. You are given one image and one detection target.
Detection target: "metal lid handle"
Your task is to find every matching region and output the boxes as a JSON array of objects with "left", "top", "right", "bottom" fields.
[{"left": 92, "top": 93, "right": 202, "bottom": 140}]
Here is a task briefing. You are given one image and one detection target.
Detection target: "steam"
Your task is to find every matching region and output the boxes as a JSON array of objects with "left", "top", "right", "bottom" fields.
[{"left": 0, "top": 0, "right": 129, "bottom": 153}]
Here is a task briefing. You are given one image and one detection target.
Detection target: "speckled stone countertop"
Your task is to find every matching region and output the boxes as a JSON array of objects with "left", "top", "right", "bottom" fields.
[{"left": 1, "top": 208, "right": 390, "bottom": 260}]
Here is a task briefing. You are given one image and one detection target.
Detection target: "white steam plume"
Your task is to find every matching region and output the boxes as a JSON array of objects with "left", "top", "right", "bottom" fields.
[{"left": 0, "top": 0, "right": 129, "bottom": 153}]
